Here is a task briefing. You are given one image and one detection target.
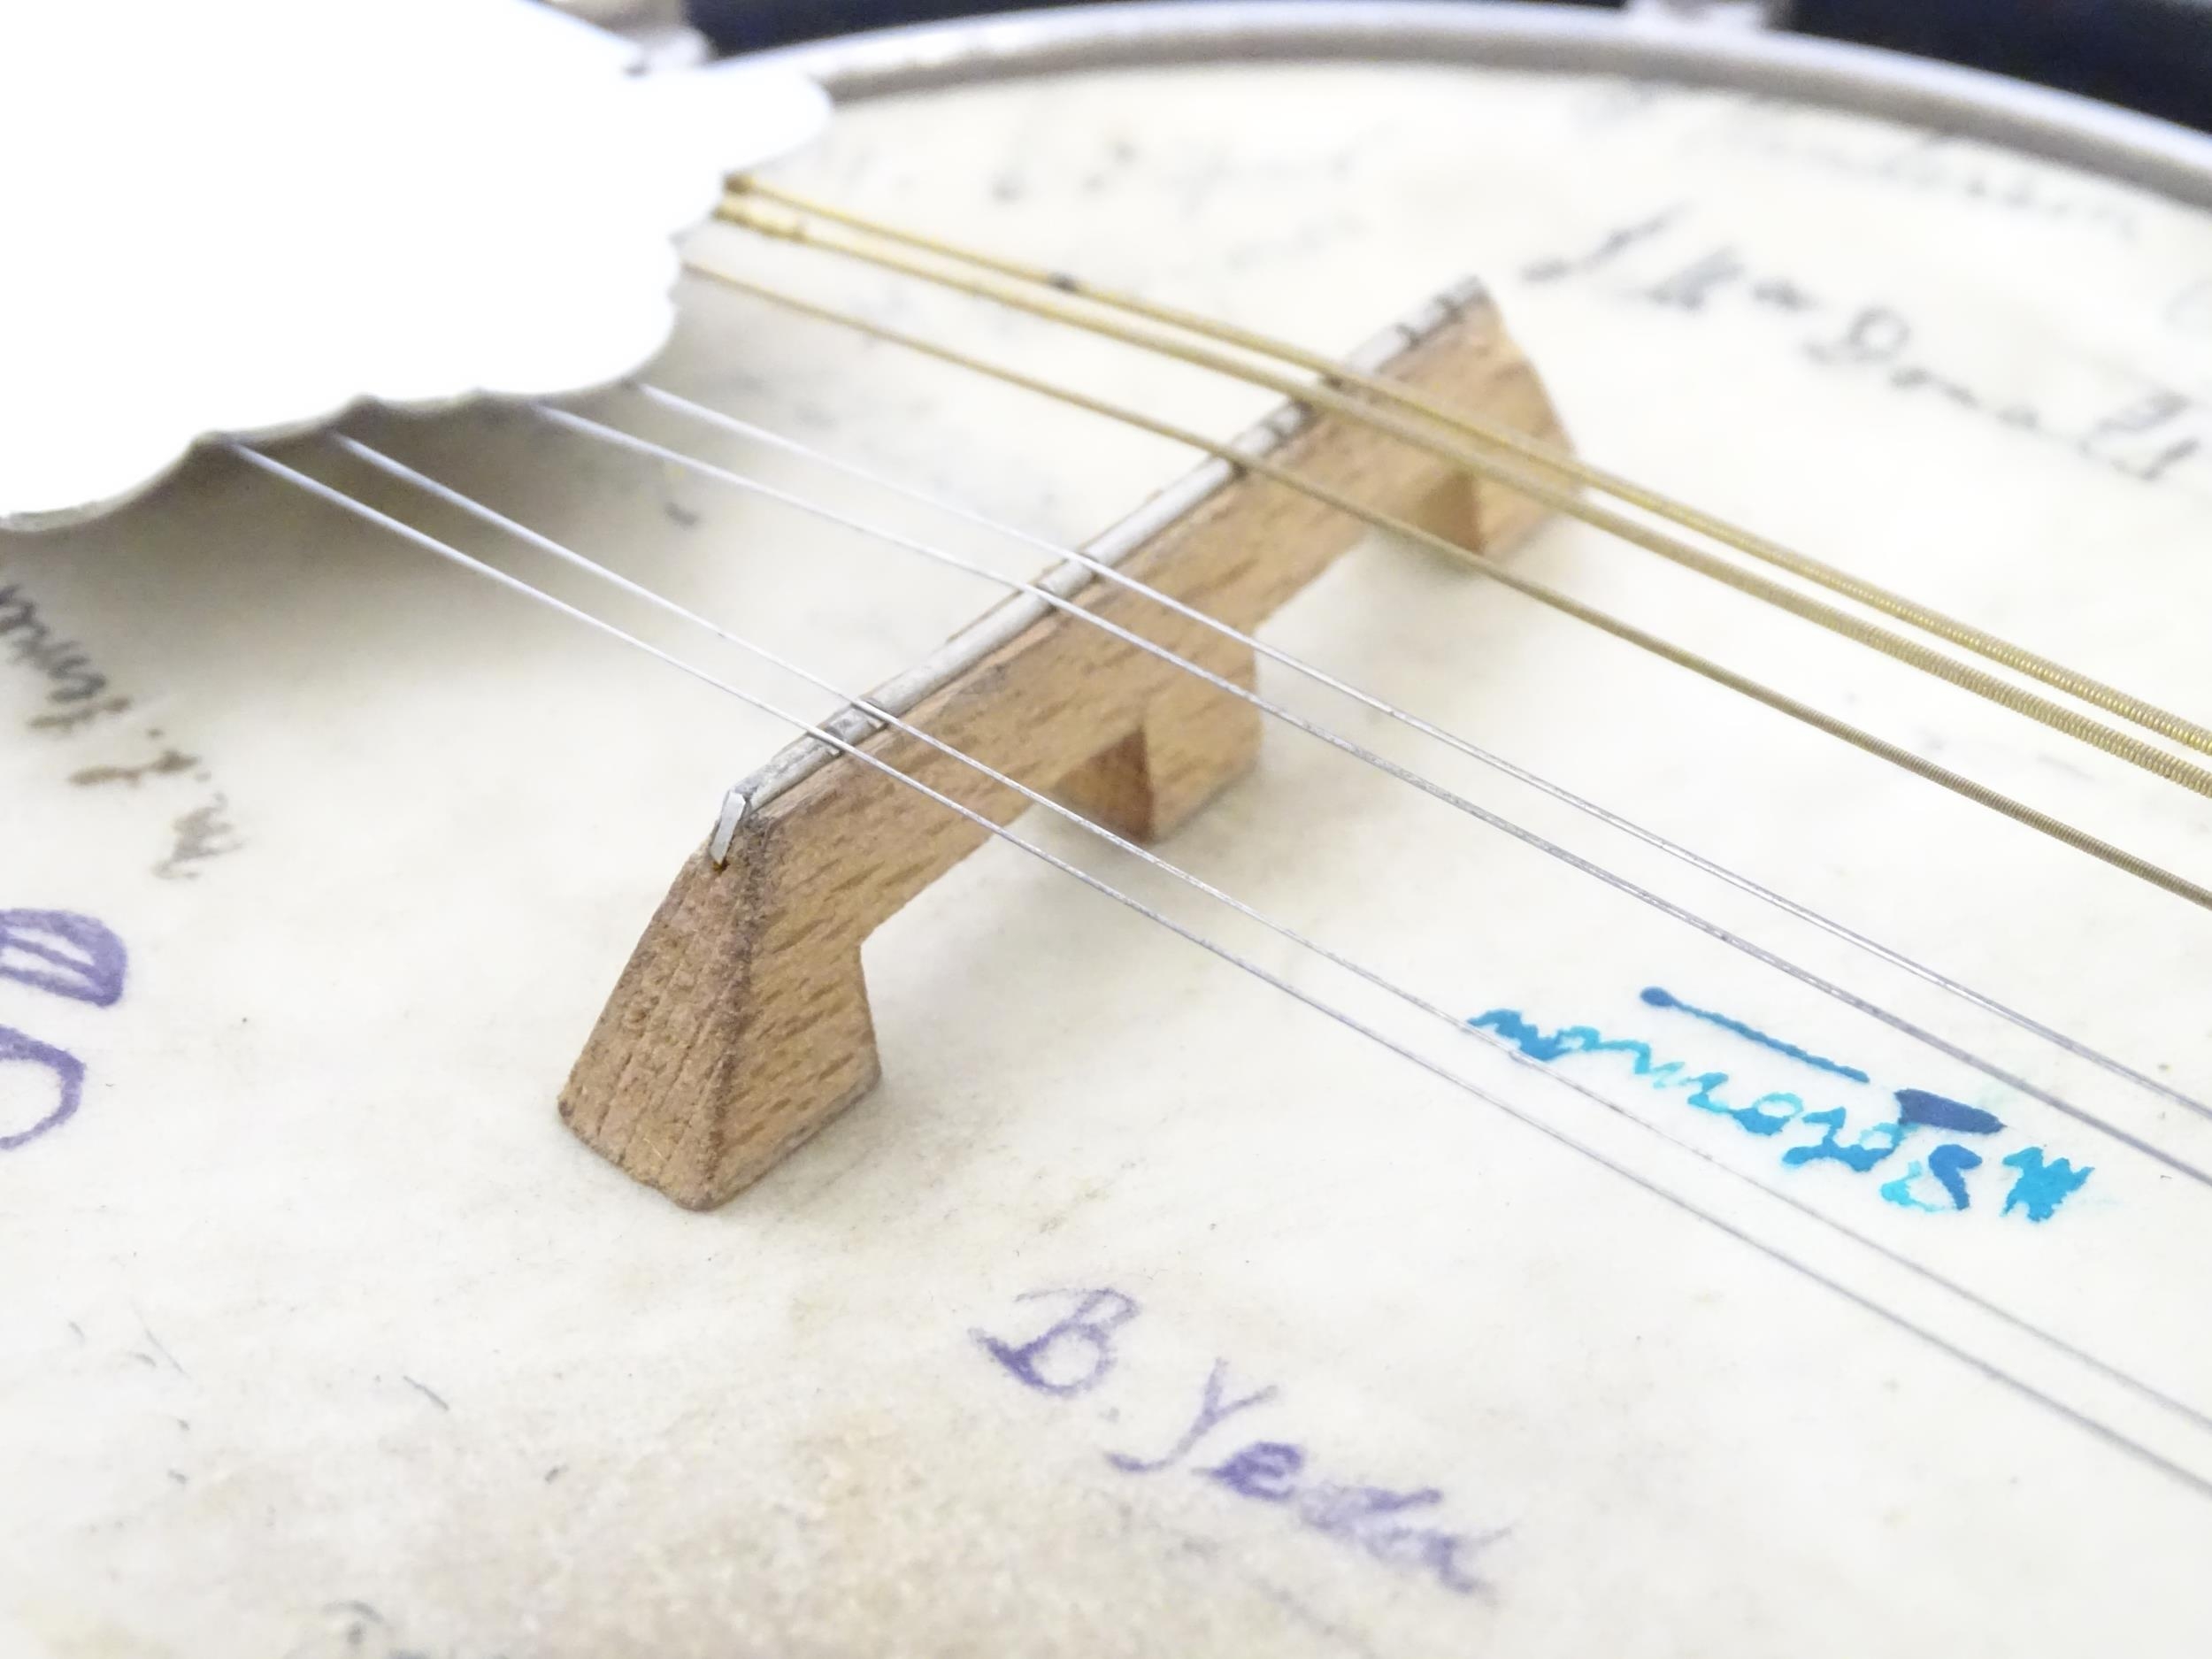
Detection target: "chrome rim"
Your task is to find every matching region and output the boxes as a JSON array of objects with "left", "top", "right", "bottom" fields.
[{"left": 749, "top": 1, "right": 2212, "bottom": 208}]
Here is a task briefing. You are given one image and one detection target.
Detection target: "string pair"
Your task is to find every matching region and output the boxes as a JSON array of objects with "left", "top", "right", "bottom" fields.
[
  {"left": 234, "top": 427, "right": 2212, "bottom": 1503},
  {"left": 704, "top": 184, "right": 2212, "bottom": 910}
]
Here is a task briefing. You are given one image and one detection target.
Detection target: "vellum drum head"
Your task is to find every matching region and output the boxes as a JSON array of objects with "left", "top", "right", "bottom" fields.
[{"left": 3, "top": 7, "right": 2212, "bottom": 1657}]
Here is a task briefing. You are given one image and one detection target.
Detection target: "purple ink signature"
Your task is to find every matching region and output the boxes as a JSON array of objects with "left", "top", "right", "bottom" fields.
[
  {"left": 0, "top": 910, "right": 126, "bottom": 1007},
  {"left": 0, "top": 1025, "right": 85, "bottom": 1151},
  {"left": 0, "top": 908, "right": 126, "bottom": 1152},
  {"left": 976, "top": 1287, "right": 1505, "bottom": 1599}
]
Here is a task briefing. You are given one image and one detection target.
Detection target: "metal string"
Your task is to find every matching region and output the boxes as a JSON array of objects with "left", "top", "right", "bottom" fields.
[
  {"left": 524, "top": 401, "right": 2212, "bottom": 1191},
  {"left": 339, "top": 430, "right": 2212, "bottom": 1442},
  {"left": 715, "top": 196, "right": 2212, "bottom": 802},
  {"left": 231, "top": 436, "right": 2212, "bottom": 1497},
  {"left": 728, "top": 176, "right": 2212, "bottom": 763},
  {"left": 680, "top": 259, "right": 2212, "bottom": 918},
  {"left": 627, "top": 379, "right": 2212, "bottom": 1125}
]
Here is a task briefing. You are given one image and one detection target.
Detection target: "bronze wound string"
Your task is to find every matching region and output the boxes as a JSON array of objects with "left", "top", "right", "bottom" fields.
[
  {"left": 712, "top": 195, "right": 2212, "bottom": 803},
  {"left": 672, "top": 254, "right": 2212, "bottom": 918},
  {"left": 727, "top": 177, "right": 2212, "bottom": 764}
]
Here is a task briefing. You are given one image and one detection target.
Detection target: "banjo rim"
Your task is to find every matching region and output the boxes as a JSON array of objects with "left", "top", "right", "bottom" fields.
[{"left": 746, "top": 0, "right": 2212, "bottom": 209}]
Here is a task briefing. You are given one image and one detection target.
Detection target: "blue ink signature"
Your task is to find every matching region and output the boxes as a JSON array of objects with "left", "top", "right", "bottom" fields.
[
  {"left": 975, "top": 1287, "right": 1505, "bottom": 1597},
  {"left": 1893, "top": 1087, "right": 2006, "bottom": 1137},
  {"left": 1639, "top": 985, "right": 1871, "bottom": 1083},
  {"left": 1470, "top": 1002, "right": 2091, "bottom": 1222}
]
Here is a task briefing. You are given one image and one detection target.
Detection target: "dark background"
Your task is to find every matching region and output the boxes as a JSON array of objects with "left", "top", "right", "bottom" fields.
[{"left": 687, "top": 0, "right": 2212, "bottom": 134}]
